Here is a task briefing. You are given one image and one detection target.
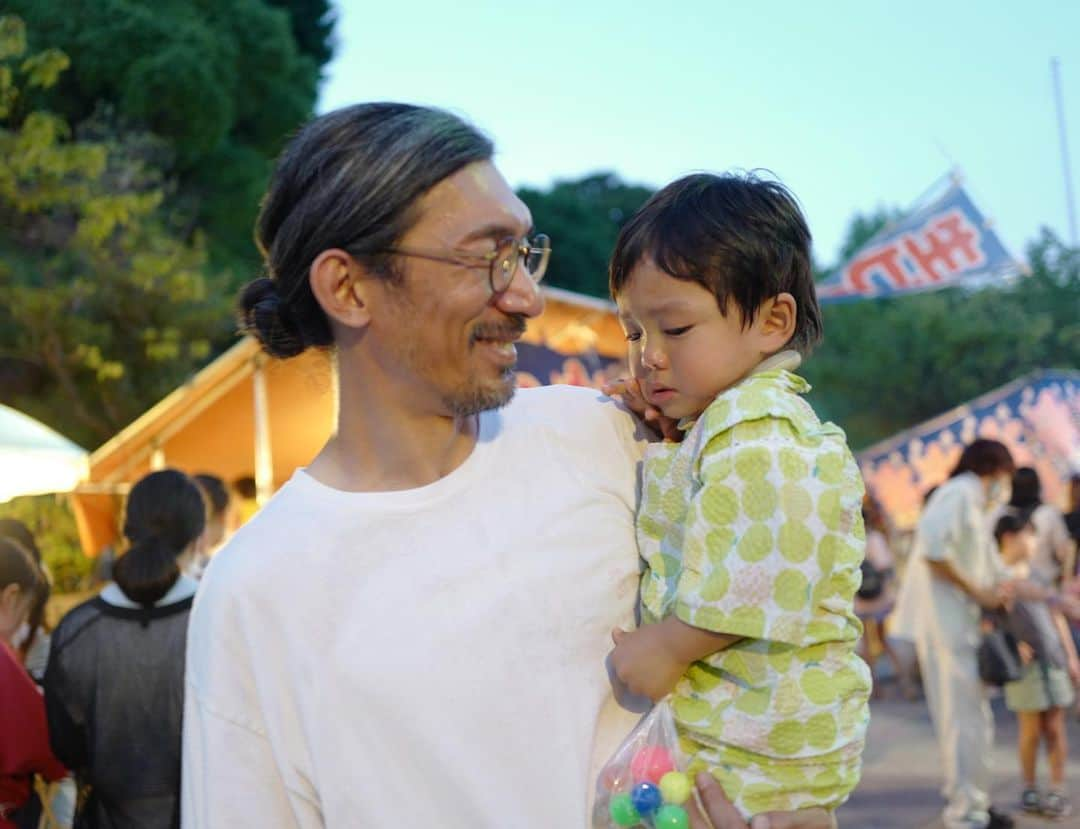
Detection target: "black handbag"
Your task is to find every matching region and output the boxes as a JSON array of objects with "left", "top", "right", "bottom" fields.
[{"left": 977, "top": 614, "right": 1023, "bottom": 686}]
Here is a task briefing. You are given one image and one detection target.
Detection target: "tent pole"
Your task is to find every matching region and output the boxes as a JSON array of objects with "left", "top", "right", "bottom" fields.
[
  {"left": 1051, "top": 58, "right": 1078, "bottom": 246},
  {"left": 252, "top": 355, "right": 274, "bottom": 506}
]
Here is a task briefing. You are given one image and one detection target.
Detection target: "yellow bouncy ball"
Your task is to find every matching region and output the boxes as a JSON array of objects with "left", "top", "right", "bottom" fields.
[{"left": 659, "top": 771, "right": 692, "bottom": 805}]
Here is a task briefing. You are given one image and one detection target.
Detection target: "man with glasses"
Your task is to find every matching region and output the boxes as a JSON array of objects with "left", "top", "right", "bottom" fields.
[{"left": 182, "top": 103, "right": 833, "bottom": 829}]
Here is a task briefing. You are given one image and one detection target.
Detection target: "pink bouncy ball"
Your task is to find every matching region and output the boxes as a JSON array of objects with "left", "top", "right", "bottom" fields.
[{"left": 630, "top": 746, "right": 675, "bottom": 784}]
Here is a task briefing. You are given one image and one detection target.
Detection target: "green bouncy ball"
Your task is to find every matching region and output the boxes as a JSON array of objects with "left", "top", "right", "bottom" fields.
[
  {"left": 609, "top": 792, "right": 641, "bottom": 826},
  {"left": 654, "top": 803, "right": 690, "bottom": 829}
]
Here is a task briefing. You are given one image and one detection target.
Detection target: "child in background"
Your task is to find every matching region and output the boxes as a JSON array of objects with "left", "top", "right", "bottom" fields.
[
  {"left": 0, "top": 538, "right": 66, "bottom": 827},
  {"left": 995, "top": 513, "right": 1078, "bottom": 820},
  {"left": 607, "top": 172, "right": 870, "bottom": 818}
]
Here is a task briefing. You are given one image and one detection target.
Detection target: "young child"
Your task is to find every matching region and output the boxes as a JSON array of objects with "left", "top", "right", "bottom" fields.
[
  {"left": 995, "top": 512, "right": 1078, "bottom": 820},
  {"left": 607, "top": 172, "right": 871, "bottom": 818}
]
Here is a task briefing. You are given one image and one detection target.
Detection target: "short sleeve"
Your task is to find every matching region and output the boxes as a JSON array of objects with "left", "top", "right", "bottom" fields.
[{"left": 673, "top": 418, "right": 861, "bottom": 646}]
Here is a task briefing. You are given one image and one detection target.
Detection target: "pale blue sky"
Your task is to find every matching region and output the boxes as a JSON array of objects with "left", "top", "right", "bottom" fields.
[{"left": 319, "top": 1, "right": 1080, "bottom": 268}]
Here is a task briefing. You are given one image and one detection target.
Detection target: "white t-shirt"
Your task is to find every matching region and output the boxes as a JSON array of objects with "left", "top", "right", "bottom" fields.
[
  {"left": 891, "top": 472, "right": 1007, "bottom": 649},
  {"left": 182, "top": 385, "right": 647, "bottom": 828}
]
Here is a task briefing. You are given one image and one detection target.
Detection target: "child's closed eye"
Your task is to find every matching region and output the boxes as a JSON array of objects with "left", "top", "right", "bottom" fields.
[
  {"left": 624, "top": 331, "right": 642, "bottom": 342},
  {"left": 663, "top": 325, "right": 693, "bottom": 336}
]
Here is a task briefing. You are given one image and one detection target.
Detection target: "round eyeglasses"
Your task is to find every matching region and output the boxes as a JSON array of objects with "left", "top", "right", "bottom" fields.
[{"left": 381, "top": 234, "right": 551, "bottom": 294}]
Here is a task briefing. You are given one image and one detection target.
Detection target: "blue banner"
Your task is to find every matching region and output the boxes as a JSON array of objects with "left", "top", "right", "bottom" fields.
[{"left": 817, "top": 185, "right": 1019, "bottom": 303}]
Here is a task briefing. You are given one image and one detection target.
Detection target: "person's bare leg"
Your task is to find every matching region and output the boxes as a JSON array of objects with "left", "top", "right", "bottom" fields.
[
  {"left": 1042, "top": 707, "right": 1067, "bottom": 789},
  {"left": 1017, "top": 711, "right": 1041, "bottom": 788}
]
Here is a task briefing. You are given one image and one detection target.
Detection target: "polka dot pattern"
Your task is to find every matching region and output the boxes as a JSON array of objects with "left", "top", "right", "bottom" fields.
[{"left": 637, "top": 368, "right": 871, "bottom": 818}]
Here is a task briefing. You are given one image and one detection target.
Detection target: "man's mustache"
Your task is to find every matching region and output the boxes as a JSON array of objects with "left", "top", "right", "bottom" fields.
[{"left": 469, "top": 315, "right": 527, "bottom": 343}]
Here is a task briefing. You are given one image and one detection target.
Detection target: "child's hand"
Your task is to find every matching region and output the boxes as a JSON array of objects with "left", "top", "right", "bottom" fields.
[
  {"left": 610, "top": 625, "right": 688, "bottom": 702},
  {"left": 602, "top": 376, "right": 683, "bottom": 442},
  {"left": 1017, "top": 641, "right": 1035, "bottom": 666}
]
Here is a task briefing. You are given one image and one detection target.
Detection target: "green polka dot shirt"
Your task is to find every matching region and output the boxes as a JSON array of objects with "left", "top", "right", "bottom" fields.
[{"left": 637, "top": 361, "right": 871, "bottom": 810}]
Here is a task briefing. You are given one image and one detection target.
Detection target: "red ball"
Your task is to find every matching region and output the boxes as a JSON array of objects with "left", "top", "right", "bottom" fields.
[{"left": 630, "top": 746, "right": 675, "bottom": 784}]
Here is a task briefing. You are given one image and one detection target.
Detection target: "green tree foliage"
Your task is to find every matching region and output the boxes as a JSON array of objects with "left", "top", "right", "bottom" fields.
[
  {"left": 0, "top": 16, "right": 230, "bottom": 447},
  {"left": 518, "top": 173, "right": 654, "bottom": 298},
  {"left": 804, "top": 226, "right": 1080, "bottom": 449},
  {"left": 266, "top": 0, "right": 337, "bottom": 70},
  {"left": 7, "top": 0, "right": 329, "bottom": 276},
  {"left": 0, "top": 495, "right": 90, "bottom": 593}
]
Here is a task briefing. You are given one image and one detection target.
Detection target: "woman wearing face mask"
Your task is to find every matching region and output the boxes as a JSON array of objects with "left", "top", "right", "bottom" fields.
[
  {"left": 1000, "top": 468, "right": 1074, "bottom": 590},
  {"left": 0, "top": 538, "right": 66, "bottom": 828},
  {"left": 43, "top": 469, "right": 204, "bottom": 829},
  {"left": 892, "top": 439, "right": 1019, "bottom": 829},
  {"left": 0, "top": 519, "right": 52, "bottom": 684}
]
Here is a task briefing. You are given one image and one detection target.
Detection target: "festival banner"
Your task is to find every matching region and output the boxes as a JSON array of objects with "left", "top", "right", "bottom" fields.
[{"left": 817, "top": 184, "right": 1020, "bottom": 303}]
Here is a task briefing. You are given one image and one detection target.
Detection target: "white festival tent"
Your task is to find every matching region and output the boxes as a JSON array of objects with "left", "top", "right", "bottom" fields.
[{"left": 0, "top": 403, "right": 89, "bottom": 504}]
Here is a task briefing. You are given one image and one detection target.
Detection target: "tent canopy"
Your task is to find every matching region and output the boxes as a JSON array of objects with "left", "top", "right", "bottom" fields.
[
  {"left": 72, "top": 287, "right": 627, "bottom": 555},
  {"left": 859, "top": 370, "right": 1079, "bottom": 530},
  {"left": 0, "top": 403, "right": 89, "bottom": 504}
]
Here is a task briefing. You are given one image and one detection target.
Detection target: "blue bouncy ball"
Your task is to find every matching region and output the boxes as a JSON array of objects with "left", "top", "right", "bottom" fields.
[
  {"left": 631, "top": 782, "right": 662, "bottom": 817},
  {"left": 654, "top": 804, "right": 690, "bottom": 829}
]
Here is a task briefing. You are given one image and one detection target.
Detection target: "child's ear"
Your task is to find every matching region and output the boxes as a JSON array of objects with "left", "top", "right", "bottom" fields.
[{"left": 757, "top": 292, "right": 797, "bottom": 351}]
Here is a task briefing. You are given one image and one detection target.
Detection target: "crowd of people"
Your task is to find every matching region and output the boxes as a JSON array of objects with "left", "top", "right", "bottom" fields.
[{"left": 0, "top": 102, "right": 1078, "bottom": 829}]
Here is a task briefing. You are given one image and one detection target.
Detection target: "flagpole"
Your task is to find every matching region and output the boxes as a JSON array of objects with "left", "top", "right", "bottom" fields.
[{"left": 1051, "top": 58, "right": 1078, "bottom": 246}]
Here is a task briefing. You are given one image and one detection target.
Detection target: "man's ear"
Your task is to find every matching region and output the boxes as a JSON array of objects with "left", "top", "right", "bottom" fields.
[
  {"left": 756, "top": 292, "right": 797, "bottom": 352},
  {"left": 308, "top": 248, "right": 373, "bottom": 330}
]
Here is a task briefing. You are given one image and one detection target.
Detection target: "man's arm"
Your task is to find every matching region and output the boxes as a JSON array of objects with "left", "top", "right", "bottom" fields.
[{"left": 182, "top": 691, "right": 317, "bottom": 828}]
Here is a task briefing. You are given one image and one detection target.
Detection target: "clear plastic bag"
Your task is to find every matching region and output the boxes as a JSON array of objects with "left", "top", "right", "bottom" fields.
[{"left": 592, "top": 699, "right": 692, "bottom": 829}]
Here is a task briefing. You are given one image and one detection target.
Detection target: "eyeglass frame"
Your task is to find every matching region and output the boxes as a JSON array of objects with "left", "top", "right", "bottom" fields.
[{"left": 377, "top": 233, "right": 551, "bottom": 294}]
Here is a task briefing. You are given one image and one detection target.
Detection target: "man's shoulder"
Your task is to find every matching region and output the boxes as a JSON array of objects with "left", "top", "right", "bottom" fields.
[
  {"left": 497, "top": 384, "right": 646, "bottom": 473},
  {"left": 198, "top": 479, "right": 313, "bottom": 599},
  {"left": 506, "top": 384, "right": 640, "bottom": 435}
]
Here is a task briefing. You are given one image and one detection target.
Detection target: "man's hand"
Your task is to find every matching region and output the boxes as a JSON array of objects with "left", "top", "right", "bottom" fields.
[
  {"left": 688, "top": 773, "right": 837, "bottom": 829},
  {"left": 602, "top": 376, "right": 683, "bottom": 442},
  {"left": 610, "top": 625, "right": 688, "bottom": 702}
]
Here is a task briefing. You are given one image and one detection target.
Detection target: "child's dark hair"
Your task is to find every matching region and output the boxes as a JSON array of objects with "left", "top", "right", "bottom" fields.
[
  {"left": 608, "top": 171, "right": 823, "bottom": 354},
  {"left": 113, "top": 469, "right": 205, "bottom": 607},
  {"left": 994, "top": 511, "right": 1033, "bottom": 545},
  {"left": 1008, "top": 467, "right": 1042, "bottom": 509}
]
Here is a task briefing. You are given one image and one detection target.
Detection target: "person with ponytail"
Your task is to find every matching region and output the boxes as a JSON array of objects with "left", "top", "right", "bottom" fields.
[
  {"left": 44, "top": 469, "right": 205, "bottom": 829},
  {"left": 0, "top": 538, "right": 65, "bottom": 828}
]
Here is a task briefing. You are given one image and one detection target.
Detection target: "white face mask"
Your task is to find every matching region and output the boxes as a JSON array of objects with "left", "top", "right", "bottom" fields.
[
  {"left": 11, "top": 621, "right": 31, "bottom": 648},
  {"left": 986, "top": 478, "right": 1011, "bottom": 510}
]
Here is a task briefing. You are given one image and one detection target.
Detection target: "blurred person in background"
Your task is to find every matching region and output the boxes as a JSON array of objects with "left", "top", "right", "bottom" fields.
[
  {"left": 190, "top": 474, "right": 231, "bottom": 579},
  {"left": 993, "top": 513, "right": 1078, "bottom": 820},
  {"left": 1062, "top": 474, "right": 1080, "bottom": 578},
  {"left": 1003, "top": 467, "right": 1073, "bottom": 589},
  {"left": 44, "top": 469, "right": 204, "bottom": 829},
  {"left": 229, "top": 475, "right": 259, "bottom": 530},
  {"left": 892, "top": 439, "right": 1019, "bottom": 829},
  {"left": 0, "top": 519, "right": 52, "bottom": 683},
  {"left": 854, "top": 495, "right": 916, "bottom": 699},
  {"left": 0, "top": 537, "right": 65, "bottom": 829}
]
